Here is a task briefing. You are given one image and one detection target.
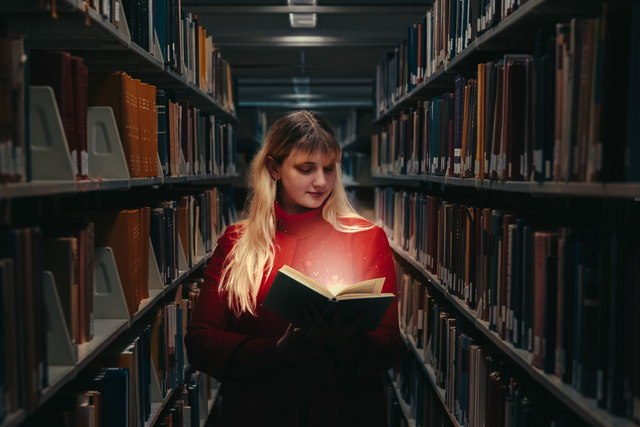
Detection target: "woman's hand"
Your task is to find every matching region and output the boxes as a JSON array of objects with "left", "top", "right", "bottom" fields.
[
  {"left": 301, "top": 306, "right": 362, "bottom": 349},
  {"left": 276, "top": 323, "right": 321, "bottom": 363}
]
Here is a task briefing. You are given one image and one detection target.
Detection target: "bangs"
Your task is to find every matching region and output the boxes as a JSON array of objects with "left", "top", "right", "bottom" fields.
[{"left": 294, "top": 133, "right": 341, "bottom": 164}]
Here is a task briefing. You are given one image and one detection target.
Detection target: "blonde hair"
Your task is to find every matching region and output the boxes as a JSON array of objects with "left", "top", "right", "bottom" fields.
[{"left": 219, "top": 110, "right": 373, "bottom": 316}]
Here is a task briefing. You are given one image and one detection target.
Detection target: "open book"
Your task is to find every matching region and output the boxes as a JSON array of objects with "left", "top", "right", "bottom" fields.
[{"left": 262, "top": 265, "right": 395, "bottom": 331}]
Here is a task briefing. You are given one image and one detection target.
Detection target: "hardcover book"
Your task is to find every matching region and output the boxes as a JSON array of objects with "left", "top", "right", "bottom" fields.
[{"left": 262, "top": 265, "right": 394, "bottom": 331}]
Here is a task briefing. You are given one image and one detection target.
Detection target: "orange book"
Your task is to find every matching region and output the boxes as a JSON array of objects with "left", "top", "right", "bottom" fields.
[
  {"left": 89, "top": 72, "right": 140, "bottom": 177},
  {"left": 94, "top": 210, "right": 136, "bottom": 316},
  {"left": 148, "top": 84, "right": 158, "bottom": 177}
]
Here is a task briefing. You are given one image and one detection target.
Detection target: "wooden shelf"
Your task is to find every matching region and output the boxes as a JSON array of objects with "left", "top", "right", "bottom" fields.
[
  {"left": 389, "top": 240, "right": 637, "bottom": 427},
  {"left": 0, "top": 174, "right": 241, "bottom": 200},
  {"left": 371, "top": 174, "right": 640, "bottom": 200}
]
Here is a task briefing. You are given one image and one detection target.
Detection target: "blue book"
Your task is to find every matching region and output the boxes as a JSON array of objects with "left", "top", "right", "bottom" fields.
[
  {"left": 83, "top": 368, "right": 129, "bottom": 427},
  {"left": 188, "top": 382, "right": 199, "bottom": 427},
  {"left": 154, "top": 0, "right": 168, "bottom": 64},
  {"left": 141, "top": 325, "right": 152, "bottom": 421}
]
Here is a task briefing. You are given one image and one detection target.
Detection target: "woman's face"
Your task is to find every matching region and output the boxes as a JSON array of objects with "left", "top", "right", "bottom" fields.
[{"left": 270, "top": 149, "right": 337, "bottom": 214}]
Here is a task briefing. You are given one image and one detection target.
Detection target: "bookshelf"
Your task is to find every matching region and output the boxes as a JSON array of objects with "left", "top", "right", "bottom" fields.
[
  {"left": 0, "top": 0, "right": 237, "bottom": 123},
  {"left": 0, "top": 175, "right": 239, "bottom": 200},
  {"left": 0, "top": 1, "right": 239, "bottom": 426},
  {"left": 371, "top": 174, "right": 640, "bottom": 200},
  {"left": 0, "top": 247, "right": 216, "bottom": 427},
  {"left": 372, "top": 0, "right": 598, "bottom": 124},
  {"left": 366, "top": 0, "right": 640, "bottom": 426},
  {"left": 389, "top": 238, "right": 636, "bottom": 427}
]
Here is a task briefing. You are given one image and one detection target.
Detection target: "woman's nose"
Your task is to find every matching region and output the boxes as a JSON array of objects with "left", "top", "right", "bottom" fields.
[{"left": 313, "top": 171, "right": 327, "bottom": 187}]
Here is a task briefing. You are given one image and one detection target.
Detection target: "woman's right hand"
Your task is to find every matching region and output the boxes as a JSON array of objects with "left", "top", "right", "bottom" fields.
[{"left": 276, "top": 323, "right": 321, "bottom": 363}]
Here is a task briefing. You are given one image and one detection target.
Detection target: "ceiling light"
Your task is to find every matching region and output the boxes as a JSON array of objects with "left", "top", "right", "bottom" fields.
[
  {"left": 271, "top": 36, "right": 336, "bottom": 46},
  {"left": 287, "top": 0, "right": 316, "bottom": 5},
  {"left": 278, "top": 94, "right": 323, "bottom": 100},
  {"left": 289, "top": 13, "right": 317, "bottom": 28}
]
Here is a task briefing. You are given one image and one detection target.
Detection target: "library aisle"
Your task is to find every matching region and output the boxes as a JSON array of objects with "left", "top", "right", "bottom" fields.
[{"left": 0, "top": 1, "right": 638, "bottom": 426}]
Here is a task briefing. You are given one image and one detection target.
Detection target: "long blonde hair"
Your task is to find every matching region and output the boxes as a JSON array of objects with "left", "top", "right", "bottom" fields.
[{"left": 219, "top": 110, "right": 373, "bottom": 316}]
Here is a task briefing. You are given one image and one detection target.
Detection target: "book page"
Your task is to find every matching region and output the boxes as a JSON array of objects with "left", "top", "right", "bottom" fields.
[
  {"left": 279, "top": 265, "right": 334, "bottom": 299},
  {"left": 335, "top": 292, "right": 395, "bottom": 300},
  {"left": 334, "top": 277, "right": 386, "bottom": 297}
]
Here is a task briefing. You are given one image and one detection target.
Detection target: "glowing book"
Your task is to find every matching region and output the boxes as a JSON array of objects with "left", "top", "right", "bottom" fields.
[{"left": 262, "top": 264, "right": 395, "bottom": 331}]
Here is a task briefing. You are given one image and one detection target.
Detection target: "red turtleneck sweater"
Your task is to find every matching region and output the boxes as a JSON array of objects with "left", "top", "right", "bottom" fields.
[{"left": 185, "top": 202, "right": 402, "bottom": 427}]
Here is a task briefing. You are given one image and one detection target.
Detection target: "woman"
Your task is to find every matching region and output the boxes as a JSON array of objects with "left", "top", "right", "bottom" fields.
[{"left": 185, "top": 111, "right": 402, "bottom": 427}]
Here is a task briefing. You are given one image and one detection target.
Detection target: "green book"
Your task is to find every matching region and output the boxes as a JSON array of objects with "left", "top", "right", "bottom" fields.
[{"left": 262, "top": 265, "right": 395, "bottom": 331}]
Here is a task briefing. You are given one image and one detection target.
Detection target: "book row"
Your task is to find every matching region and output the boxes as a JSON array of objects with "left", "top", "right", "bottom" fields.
[
  {"left": 0, "top": 187, "right": 237, "bottom": 423},
  {"left": 36, "top": 279, "right": 216, "bottom": 427},
  {"left": 94, "top": 193, "right": 213, "bottom": 315},
  {"left": 155, "top": 372, "right": 219, "bottom": 427},
  {"left": 372, "top": 2, "right": 640, "bottom": 183},
  {"left": 87, "top": 0, "right": 235, "bottom": 112},
  {"left": 386, "top": 369, "right": 451, "bottom": 427},
  {"left": 0, "top": 41, "right": 237, "bottom": 184},
  {"left": 122, "top": 0, "right": 235, "bottom": 112},
  {"left": 375, "top": 187, "right": 640, "bottom": 423},
  {"left": 396, "top": 265, "right": 576, "bottom": 427},
  {"left": 151, "top": 188, "right": 233, "bottom": 285},
  {"left": 375, "top": 0, "right": 535, "bottom": 116}
]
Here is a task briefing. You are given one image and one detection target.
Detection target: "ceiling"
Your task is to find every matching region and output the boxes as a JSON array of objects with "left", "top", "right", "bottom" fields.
[{"left": 182, "top": 0, "right": 430, "bottom": 140}]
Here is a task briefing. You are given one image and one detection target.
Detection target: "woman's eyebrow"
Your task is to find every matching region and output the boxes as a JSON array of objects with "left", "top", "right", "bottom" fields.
[{"left": 295, "top": 160, "right": 336, "bottom": 167}]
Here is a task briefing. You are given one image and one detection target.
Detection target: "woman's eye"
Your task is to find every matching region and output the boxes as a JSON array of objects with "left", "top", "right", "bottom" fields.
[
  {"left": 324, "top": 167, "right": 335, "bottom": 173},
  {"left": 299, "top": 168, "right": 313, "bottom": 174}
]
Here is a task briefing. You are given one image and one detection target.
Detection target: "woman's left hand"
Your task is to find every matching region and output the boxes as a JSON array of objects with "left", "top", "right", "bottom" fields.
[{"left": 300, "top": 306, "right": 362, "bottom": 349}]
